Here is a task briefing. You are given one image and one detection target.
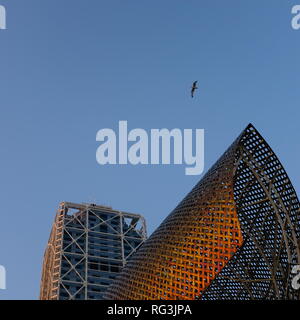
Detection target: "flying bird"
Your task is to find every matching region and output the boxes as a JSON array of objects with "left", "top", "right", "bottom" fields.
[{"left": 191, "top": 81, "right": 198, "bottom": 98}]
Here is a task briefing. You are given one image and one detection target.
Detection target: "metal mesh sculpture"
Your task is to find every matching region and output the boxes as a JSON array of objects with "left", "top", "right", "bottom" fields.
[{"left": 105, "top": 124, "right": 300, "bottom": 300}]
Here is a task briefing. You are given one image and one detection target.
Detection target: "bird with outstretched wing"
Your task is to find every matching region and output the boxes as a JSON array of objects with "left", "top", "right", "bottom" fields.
[{"left": 191, "top": 81, "right": 198, "bottom": 98}]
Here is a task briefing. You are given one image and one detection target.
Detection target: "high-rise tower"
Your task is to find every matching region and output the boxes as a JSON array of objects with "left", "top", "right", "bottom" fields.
[{"left": 40, "top": 202, "right": 147, "bottom": 300}]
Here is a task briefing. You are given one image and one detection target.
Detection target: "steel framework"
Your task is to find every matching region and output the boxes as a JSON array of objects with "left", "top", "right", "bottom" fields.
[
  {"left": 40, "top": 202, "right": 147, "bottom": 300},
  {"left": 105, "top": 124, "right": 300, "bottom": 300}
]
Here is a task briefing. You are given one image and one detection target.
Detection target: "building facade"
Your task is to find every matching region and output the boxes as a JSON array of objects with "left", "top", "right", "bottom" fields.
[
  {"left": 105, "top": 124, "right": 300, "bottom": 300},
  {"left": 40, "top": 202, "right": 147, "bottom": 300}
]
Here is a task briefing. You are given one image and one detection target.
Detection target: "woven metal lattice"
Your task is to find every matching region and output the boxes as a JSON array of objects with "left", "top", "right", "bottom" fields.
[{"left": 105, "top": 124, "right": 300, "bottom": 300}]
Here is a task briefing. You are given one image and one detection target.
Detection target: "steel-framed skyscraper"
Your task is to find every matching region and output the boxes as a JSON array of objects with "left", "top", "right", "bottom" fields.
[
  {"left": 105, "top": 124, "right": 300, "bottom": 300},
  {"left": 40, "top": 202, "right": 147, "bottom": 300}
]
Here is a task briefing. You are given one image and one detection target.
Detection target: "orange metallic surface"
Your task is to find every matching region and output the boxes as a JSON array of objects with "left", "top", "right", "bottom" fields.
[
  {"left": 105, "top": 124, "right": 300, "bottom": 300},
  {"left": 106, "top": 141, "right": 244, "bottom": 299}
]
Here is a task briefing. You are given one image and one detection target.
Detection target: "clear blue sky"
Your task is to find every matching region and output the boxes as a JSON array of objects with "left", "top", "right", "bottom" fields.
[{"left": 0, "top": 1, "right": 299, "bottom": 299}]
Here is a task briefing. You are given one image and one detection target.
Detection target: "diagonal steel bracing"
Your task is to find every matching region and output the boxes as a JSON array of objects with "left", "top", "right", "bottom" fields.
[{"left": 40, "top": 202, "right": 147, "bottom": 300}]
